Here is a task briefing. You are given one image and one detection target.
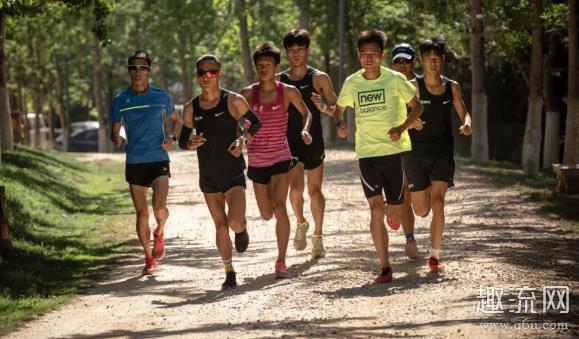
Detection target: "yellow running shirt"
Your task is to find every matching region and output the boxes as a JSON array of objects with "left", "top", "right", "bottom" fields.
[{"left": 337, "top": 66, "right": 416, "bottom": 158}]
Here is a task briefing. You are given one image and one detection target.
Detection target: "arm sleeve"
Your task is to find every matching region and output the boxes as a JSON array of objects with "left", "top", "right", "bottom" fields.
[
  {"left": 336, "top": 78, "right": 354, "bottom": 108},
  {"left": 397, "top": 75, "right": 417, "bottom": 104},
  {"left": 178, "top": 125, "right": 192, "bottom": 150},
  {"left": 243, "top": 108, "right": 262, "bottom": 136},
  {"left": 109, "top": 98, "right": 121, "bottom": 124}
]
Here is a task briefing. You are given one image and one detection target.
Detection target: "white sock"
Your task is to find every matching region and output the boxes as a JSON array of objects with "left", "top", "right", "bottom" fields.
[{"left": 430, "top": 248, "right": 440, "bottom": 259}]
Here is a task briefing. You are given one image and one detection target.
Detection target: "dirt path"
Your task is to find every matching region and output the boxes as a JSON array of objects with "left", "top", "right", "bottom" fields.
[{"left": 5, "top": 149, "right": 578, "bottom": 338}]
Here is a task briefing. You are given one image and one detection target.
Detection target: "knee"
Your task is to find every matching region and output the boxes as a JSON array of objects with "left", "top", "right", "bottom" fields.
[
  {"left": 414, "top": 206, "right": 430, "bottom": 218},
  {"left": 308, "top": 186, "right": 324, "bottom": 201},
  {"left": 228, "top": 217, "right": 244, "bottom": 231},
  {"left": 260, "top": 210, "right": 274, "bottom": 221},
  {"left": 136, "top": 208, "right": 149, "bottom": 220},
  {"left": 273, "top": 202, "right": 288, "bottom": 218},
  {"left": 153, "top": 206, "right": 169, "bottom": 221},
  {"left": 431, "top": 195, "right": 445, "bottom": 212},
  {"left": 369, "top": 205, "right": 385, "bottom": 221}
]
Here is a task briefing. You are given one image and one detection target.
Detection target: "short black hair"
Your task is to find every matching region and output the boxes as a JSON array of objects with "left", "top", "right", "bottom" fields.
[
  {"left": 283, "top": 29, "right": 311, "bottom": 49},
  {"left": 253, "top": 42, "right": 281, "bottom": 65},
  {"left": 357, "top": 30, "right": 388, "bottom": 52},
  {"left": 127, "top": 50, "right": 151, "bottom": 66},
  {"left": 419, "top": 38, "right": 446, "bottom": 57},
  {"left": 196, "top": 54, "right": 221, "bottom": 69}
]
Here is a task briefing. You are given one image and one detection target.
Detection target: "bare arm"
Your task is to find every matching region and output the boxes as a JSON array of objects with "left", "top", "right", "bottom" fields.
[
  {"left": 312, "top": 72, "right": 338, "bottom": 119},
  {"left": 178, "top": 101, "right": 206, "bottom": 150},
  {"left": 110, "top": 122, "right": 122, "bottom": 148},
  {"left": 451, "top": 81, "right": 472, "bottom": 136},
  {"left": 388, "top": 95, "right": 423, "bottom": 142},
  {"left": 335, "top": 104, "right": 349, "bottom": 138}
]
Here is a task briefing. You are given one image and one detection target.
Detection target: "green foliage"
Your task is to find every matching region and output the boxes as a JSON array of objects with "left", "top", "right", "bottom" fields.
[{"left": 0, "top": 146, "right": 133, "bottom": 334}]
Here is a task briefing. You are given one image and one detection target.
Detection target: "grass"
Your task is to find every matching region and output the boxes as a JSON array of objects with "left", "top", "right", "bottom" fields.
[
  {"left": 457, "top": 157, "right": 579, "bottom": 234},
  {"left": 0, "top": 146, "right": 133, "bottom": 335}
]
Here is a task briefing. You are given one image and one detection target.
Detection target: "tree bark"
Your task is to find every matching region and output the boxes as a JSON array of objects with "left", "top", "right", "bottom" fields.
[
  {"left": 469, "top": 0, "right": 489, "bottom": 163},
  {"left": 542, "top": 34, "right": 560, "bottom": 168},
  {"left": 177, "top": 30, "right": 192, "bottom": 103},
  {"left": 521, "top": 0, "right": 544, "bottom": 176},
  {"left": 0, "top": 10, "right": 13, "bottom": 155},
  {"left": 236, "top": 0, "right": 254, "bottom": 86},
  {"left": 294, "top": 0, "right": 310, "bottom": 30},
  {"left": 92, "top": 36, "right": 108, "bottom": 153},
  {"left": 563, "top": 0, "right": 578, "bottom": 164}
]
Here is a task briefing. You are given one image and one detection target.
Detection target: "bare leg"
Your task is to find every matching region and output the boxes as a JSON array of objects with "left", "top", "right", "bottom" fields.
[
  {"left": 307, "top": 163, "right": 325, "bottom": 236},
  {"left": 429, "top": 181, "right": 448, "bottom": 251},
  {"left": 368, "top": 196, "right": 390, "bottom": 268},
  {"left": 151, "top": 176, "right": 169, "bottom": 236},
  {"left": 204, "top": 192, "right": 232, "bottom": 262},
  {"left": 288, "top": 163, "right": 306, "bottom": 224},
  {"left": 129, "top": 184, "right": 152, "bottom": 257},
  {"left": 271, "top": 173, "right": 291, "bottom": 263},
  {"left": 224, "top": 186, "right": 246, "bottom": 233}
]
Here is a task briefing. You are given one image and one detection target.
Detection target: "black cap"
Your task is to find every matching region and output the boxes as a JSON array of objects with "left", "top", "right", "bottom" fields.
[
  {"left": 391, "top": 43, "right": 414, "bottom": 60},
  {"left": 128, "top": 51, "right": 151, "bottom": 66}
]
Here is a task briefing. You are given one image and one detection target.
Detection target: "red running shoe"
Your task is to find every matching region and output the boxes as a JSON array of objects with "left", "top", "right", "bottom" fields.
[
  {"left": 142, "top": 256, "right": 157, "bottom": 275},
  {"left": 428, "top": 256, "right": 445, "bottom": 272},
  {"left": 153, "top": 233, "right": 165, "bottom": 261},
  {"left": 386, "top": 218, "right": 400, "bottom": 231},
  {"left": 374, "top": 267, "right": 393, "bottom": 283}
]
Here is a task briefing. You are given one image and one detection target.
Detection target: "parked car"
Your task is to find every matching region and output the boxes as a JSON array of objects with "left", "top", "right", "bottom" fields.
[{"left": 56, "top": 127, "right": 125, "bottom": 153}]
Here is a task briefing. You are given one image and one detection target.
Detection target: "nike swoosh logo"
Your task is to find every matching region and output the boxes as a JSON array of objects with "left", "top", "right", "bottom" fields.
[
  {"left": 443, "top": 100, "right": 452, "bottom": 105},
  {"left": 214, "top": 112, "right": 225, "bottom": 117},
  {"left": 272, "top": 105, "right": 281, "bottom": 110},
  {"left": 300, "top": 85, "right": 309, "bottom": 90}
]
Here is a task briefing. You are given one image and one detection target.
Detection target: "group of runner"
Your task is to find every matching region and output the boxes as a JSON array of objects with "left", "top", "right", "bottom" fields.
[{"left": 109, "top": 28, "right": 472, "bottom": 289}]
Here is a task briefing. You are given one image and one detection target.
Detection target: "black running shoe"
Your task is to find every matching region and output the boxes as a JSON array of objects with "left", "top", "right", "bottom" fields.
[
  {"left": 234, "top": 229, "right": 249, "bottom": 253},
  {"left": 221, "top": 271, "right": 237, "bottom": 290}
]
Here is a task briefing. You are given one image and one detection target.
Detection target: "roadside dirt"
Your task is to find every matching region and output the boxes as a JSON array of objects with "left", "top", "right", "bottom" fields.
[{"left": 5, "top": 149, "right": 578, "bottom": 338}]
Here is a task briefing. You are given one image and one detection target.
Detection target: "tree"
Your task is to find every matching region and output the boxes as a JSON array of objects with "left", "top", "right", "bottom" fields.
[
  {"left": 236, "top": 0, "right": 253, "bottom": 86},
  {"left": 521, "top": 0, "right": 544, "bottom": 176},
  {"left": 0, "top": 9, "right": 13, "bottom": 155},
  {"left": 469, "top": 0, "right": 489, "bottom": 163},
  {"left": 563, "top": 0, "right": 578, "bottom": 163}
]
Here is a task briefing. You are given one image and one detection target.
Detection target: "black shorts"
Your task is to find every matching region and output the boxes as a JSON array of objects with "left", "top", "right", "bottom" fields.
[
  {"left": 125, "top": 160, "right": 170, "bottom": 187},
  {"left": 358, "top": 154, "right": 404, "bottom": 204},
  {"left": 247, "top": 158, "right": 297, "bottom": 185},
  {"left": 200, "top": 172, "right": 246, "bottom": 194},
  {"left": 402, "top": 153, "right": 455, "bottom": 192},
  {"left": 289, "top": 138, "right": 325, "bottom": 170}
]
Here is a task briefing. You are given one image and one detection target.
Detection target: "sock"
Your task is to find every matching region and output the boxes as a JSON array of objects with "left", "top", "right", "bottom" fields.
[
  {"left": 430, "top": 248, "right": 440, "bottom": 259},
  {"left": 381, "top": 266, "right": 391, "bottom": 275},
  {"left": 405, "top": 232, "right": 415, "bottom": 241},
  {"left": 223, "top": 259, "right": 234, "bottom": 273}
]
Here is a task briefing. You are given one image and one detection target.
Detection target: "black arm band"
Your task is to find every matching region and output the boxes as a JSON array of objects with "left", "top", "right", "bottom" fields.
[
  {"left": 244, "top": 109, "right": 262, "bottom": 136},
  {"left": 179, "top": 126, "right": 193, "bottom": 150}
]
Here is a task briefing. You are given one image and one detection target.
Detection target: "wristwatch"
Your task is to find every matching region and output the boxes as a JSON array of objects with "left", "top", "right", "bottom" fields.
[{"left": 170, "top": 135, "right": 177, "bottom": 142}]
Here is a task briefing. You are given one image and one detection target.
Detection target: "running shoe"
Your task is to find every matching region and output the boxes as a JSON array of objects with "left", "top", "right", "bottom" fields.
[
  {"left": 405, "top": 239, "right": 419, "bottom": 260},
  {"left": 374, "top": 267, "right": 393, "bottom": 283},
  {"left": 386, "top": 218, "right": 400, "bottom": 231},
  {"left": 293, "top": 221, "right": 309, "bottom": 251},
  {"left": 234, "top": 228, "right": 249, "bottom": 253},
  {"left": 428, "top": 256, "right": 445, "bottom": 272},
  {"left": 311, "top": 234, "right": 326, "bottom": 259},
  {"left": 153, "top": 232, "right": 165, "bottom": 261},
  {"left": 221, "top": 271, "right": 237, "bottom": 290},
  {"left": 275, "top": 262, "right": 290, "bottom": 279},
  {"left": 142, "top": 256, "right": 157, "bottom": 275}
]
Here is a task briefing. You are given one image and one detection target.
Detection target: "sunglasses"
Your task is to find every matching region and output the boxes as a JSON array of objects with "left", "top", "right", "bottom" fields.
[
  {"left": 128, "top": 65, "right": 150, "bottom": 71},
  {"left": 393, "top": 59, "right": 412, "bottom": 65},
  {"left": 196, "top": 69, "right": 220, "bottom": 78}
]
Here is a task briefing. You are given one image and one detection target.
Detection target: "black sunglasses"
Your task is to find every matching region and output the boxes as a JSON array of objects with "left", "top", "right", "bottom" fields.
[
  {"left": 196, "top": 69, "right": 220, "bottom": 78},
  {"left": 128, "top": 65, "right": 150, "bottom": 72},
  {"left": 393, "top": 59, "right": 412, "bottom": 65}
]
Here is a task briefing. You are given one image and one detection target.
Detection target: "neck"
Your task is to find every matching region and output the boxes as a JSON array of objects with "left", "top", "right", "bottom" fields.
[
  {"left": 363, "top": 67, "right": 381, "bottom": 80},
  {"left": 424, "top": 72, "right": 442, "bottom": 84},
  {"left": 131, "top": 83, "right": 148, "bottom": 94},
  {"left": 260, "top": 79, "right": 277, "bottom": 91},
  {"left": 405, "top": 73, "right": 416, "bottom": 81},
  {"left": 289, "top": 64, "right": 308, "bottom": 78},
  {"left": 201, "top": 87, "right": 221, "bottom": 101}
]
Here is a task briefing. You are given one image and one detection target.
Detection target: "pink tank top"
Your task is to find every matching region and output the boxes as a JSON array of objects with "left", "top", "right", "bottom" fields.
[{"left": 247, "top": 81, "right": 291, "bottom": 167}]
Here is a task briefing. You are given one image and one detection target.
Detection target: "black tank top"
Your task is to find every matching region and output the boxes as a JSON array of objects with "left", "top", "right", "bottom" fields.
[
  {"left": 409, "top": 76, "right": 454, "bottom": 157},
  {"left": 280, "top": 67, "right": 323, "bottom": 145},
  {"left": 193, "top": 90, "right": 245, "bottom": 178}
]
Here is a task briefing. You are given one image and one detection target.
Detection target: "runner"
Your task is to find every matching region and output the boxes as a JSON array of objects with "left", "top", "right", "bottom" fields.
[
  {"left": 335, "top": 30, "right": 423, "bottom": 283},
  {"left": 110, "top": 51, "right": 183, "bottom": 275},
  {"left": 179, "top": 54, "right": 261, "bottom": 290},
  {"left": 240, "top": 43, "right": 313, "bottom": 279},
  {"left": 391, "top": 43, "right": 419, "bottom": 260},
  {"left": 403, "top": 38, "right": 472, "bottom": 272},
  {"left": 279, "top": 29, "right": 338, "bottom": 258}
]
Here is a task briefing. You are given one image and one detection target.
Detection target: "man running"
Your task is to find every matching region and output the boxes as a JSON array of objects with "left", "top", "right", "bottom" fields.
[
  {"left": 110, "top": 51, "right": 183, "bottom": 275},
  {"left": 279, "top": 29, "right": 338, "bottom": 258},
  {"left": 391, "top": 43, "right": 419, "bottom": 260},
  {"left": 403, "top": 38, "right": 472, "bottom": 272},
  {"left": 179, "top": 54, "right": 261, "bottom": 290},
  {"left": 335, "top": 30, "right": 423, "bottom": 283},
  {"left": 240, "top": 43, "right": 312, "bottom": 279}
]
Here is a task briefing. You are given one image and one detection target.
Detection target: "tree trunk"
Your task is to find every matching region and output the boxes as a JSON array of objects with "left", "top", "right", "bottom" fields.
[
  {"left": 47, "top": 101, "right": 55, "bottom": 149},
  {"left": 469, "top": 0, "right": 489, "bottom": 163},
  {"left": 0, "top": 10, "right": 13, "bottom": 155},
  {"left": 521, "top": 0, "right": 544, "bottom": 176},
  {"left": 32, "top": 83, "right": 42, "bottom": 149},
  {"left": 92, "top": 36, "right": 107, "bottom": 153},
  {"left": 563, "top": 0, "right": 579, "bottom": 164},
  {"left": 177, "top": 30, "right": 192, "bottom": 103},
  {"left": 542, "top": 34, "right": 560, "bottom": 168},
  {"left": 236, "top": 0, "right": 254, "bottom": 86},
  {"left": 294, "top": 0, "right": 310, "bottom": 30}
]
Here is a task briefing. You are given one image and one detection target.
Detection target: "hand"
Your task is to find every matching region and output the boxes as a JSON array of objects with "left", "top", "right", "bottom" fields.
[
  {"left": 228, "top": 137, "right": 244, "bottom": 157},
  {"left": 161, "top": 137, "right": 173, "bottom": 150},
  {"left": 410, "top": 118, "right": 425, "bottom": 131},
  {"left": 459, "top": 123, "right": 472, "bottom": 136},
  {"left": 388, "top": 126, "right": 403, "bottom": 142},
  {"left": 311, "top": 92, "right": 325, "bottom": 112},
  {"left": 112, "top": 135, "right": 123, "bottom": 148},
  {"left": 337, "top": 121, "right": 349, "bottom": 138},
  {"left": 301, "top": 130, "right": 312, "bottom": 145},
  {"left": 186, "top": 132, "right": 206, "bottom": 149}
]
